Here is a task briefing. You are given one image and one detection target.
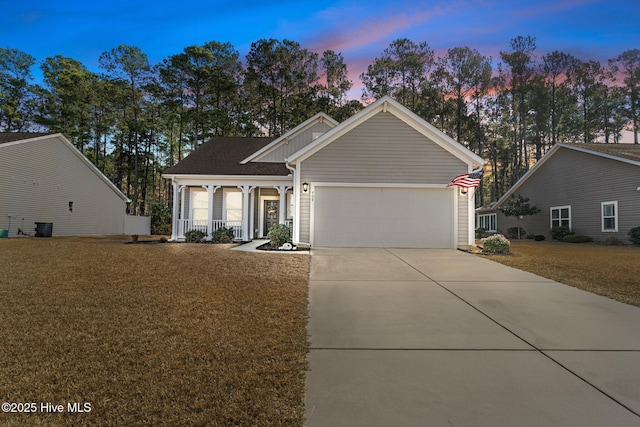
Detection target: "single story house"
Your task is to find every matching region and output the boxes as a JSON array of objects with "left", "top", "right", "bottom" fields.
[
  {"left": 0, "top": 133, "right": 149, "bottom": 237},
  {"left": 163, "top": 96, "right": 485, "bottom": 248},
  {"left": 477, "top": 143, "right": 640, "bottom": 242}
]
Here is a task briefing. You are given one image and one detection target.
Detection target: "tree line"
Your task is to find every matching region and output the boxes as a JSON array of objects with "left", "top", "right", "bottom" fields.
[{"left": 1, "top": 35, "right": 638, "bottom": 216}]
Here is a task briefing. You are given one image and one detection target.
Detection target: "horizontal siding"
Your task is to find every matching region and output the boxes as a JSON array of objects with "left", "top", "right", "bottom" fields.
[
  {"left": 258, "top": 121, "right": 334, "bottom": 162},
  {"left": 457, "top": 193, "right": 469, "bottom": 247},
  {"left": 0, "top": 137, "right": 126, "bottom": 237},
  {"left": 495, "top": 147, "right": 640, "bottom": 241},
  {"left": 301, "top": 112, "right": 467, "bottom": 184}
]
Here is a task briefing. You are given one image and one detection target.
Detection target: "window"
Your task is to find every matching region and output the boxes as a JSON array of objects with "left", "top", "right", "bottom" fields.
[
  {"left": 223, "top": 189, "right": 242, "bottom": 221},
  {"left": 476, "top": 213, "right": 497, "bottom": 232},
  {"left": 601, "top": 201, "right": 618, "bottom": 232},
  {"left": 190, "top": 189, "right": 208, "bottom": 220},
  {"left": 550, "top": 206, "right": 571, "bottom": 229}
]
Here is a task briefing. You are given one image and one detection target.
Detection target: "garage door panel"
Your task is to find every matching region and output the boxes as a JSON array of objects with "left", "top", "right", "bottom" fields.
[{"left": 313, "top": 186, "right": 454, "bottom": 248}]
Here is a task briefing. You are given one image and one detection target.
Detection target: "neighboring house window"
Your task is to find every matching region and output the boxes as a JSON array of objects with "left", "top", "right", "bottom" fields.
[
  {"left": 550, "top": 206, "right": 571, "bottom": 229},
  {"left": 223, "top": 189, "right": 242, "bottom": 222},
  {"left": 601, "top": 201, "right": 618, "bottom": 232},
  {"left": 476, "top": 213, "right": 497, "bottom": 232}
]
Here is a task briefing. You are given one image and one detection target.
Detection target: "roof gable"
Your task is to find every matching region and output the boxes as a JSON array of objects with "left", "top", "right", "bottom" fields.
[
  {"left": 492, "top": 143, "right": 640, "bottom": 209},
  {"left": 0, "top": 133, "right": 129, "bottom": 202},
  {"left": 286, "top": 96, "right": 485, "bottom": 168},
  {"left": 241, "top": 112, "right": 338, "bottom": 164}
]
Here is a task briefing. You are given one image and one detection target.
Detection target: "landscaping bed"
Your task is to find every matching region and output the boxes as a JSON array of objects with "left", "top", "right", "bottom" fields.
[
  {"left": 0, "top": 236, "right": 309, "bottom": 426},
  {"left": 479, "top": 240, "right": 640, "bottom": 307}
]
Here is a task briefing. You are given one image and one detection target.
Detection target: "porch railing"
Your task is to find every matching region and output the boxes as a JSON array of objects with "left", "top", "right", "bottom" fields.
[{"left": 177, "top": 219, "right": 243, "bottom": 241}]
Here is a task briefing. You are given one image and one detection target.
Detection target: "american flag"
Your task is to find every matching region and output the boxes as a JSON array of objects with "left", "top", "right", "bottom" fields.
[{"left": 447, "top": 169, "right": 484, "bottom": 188}]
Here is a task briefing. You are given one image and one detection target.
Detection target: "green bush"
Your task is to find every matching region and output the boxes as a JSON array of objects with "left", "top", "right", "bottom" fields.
[
  {"left": 482, "top": 234, "right": 511, "bottom": 254},
  {"left": 184, "top": 229, "right": 206, "bottom": 243},
  {"left": 507, "top": 226, "right": 526, "bottom": 239},
  {"left": 151, "top": 203, "right": 172, "bottom": 235},
  {"left": 629, "top": 227, "right": 640, "bottom": 246},
  {"left": 534, "top": 234, "right": 545, "bottom": 241},
  {"left": 550, "top": 226, "right": 573, "bottom": 241},
  {"left": 267, "top": 223, "right": 291, "bottom": 247},
  {"left": 563, "top": 234, "right": 593, "bottom": 243},
  {"left": 211, "top": 226, "right": 235, "bottom": 243}
]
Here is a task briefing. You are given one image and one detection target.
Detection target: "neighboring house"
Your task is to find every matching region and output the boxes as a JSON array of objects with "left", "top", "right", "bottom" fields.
[
  {"left": 477, "top": 143, "right": 640, "bottom": 242},
  {"left": 0, "top": 132, "right": 148, "bottom": 237},
  {"left": 163, "top": 96, "right": 484, "bottom": 248}
]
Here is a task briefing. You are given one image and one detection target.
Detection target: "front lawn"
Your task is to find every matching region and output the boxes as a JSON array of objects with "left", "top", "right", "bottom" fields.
[
  {"left": 480, "top": 240, "right": 640, "bottom": 307},
  {"left": 0, "top": 237, "right": 309, "bottom": 426}
]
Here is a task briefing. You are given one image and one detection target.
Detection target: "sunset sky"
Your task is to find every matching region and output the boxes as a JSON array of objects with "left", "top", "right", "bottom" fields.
[{"left": 3, "top": 0, "right": 639, "bottom": 98}]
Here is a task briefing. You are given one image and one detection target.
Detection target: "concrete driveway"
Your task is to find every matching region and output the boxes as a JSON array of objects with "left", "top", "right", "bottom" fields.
[{"left": 305, "top": 248, "right": 640, "bottom": 426}]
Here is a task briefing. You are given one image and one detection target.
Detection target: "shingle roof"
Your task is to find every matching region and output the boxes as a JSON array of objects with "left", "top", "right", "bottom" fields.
[
  {"left": 563, "top": 142, "right": 640, "bottom": 163},
  {"left": 0, "top": 132, "right": 51, "bottom": 144},
  {"left": 163, "top": 136, "right": 290, "bottom": 176}
]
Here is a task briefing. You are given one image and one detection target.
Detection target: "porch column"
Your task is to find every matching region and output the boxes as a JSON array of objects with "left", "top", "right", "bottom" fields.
[
  {"left": 171, "top": 180, "right": 180, "bottom": 241},
  {"left": 274, "top": 185, "right": 291, "bottom": 225},
  {"left": 203, "top": 185, "right": 220, "bottom": 238},
  {"left": 238, "top": 185, "right": 255, "bottom": 241}
]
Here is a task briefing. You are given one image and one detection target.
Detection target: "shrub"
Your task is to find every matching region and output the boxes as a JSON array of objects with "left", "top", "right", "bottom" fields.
[
  {"left": 550, "top": 226, "right": 573, "bottom": 241},
  {"left": 563, "top": 235, "right": 593, "bottom": 243},
  {"left": 507, "top": 227, "right": 526, "bottom": 240},
  {"left": 151, "top": 203, "right": 172, "bottom": 235},
  {"left": 534, "top": 235, "right": 545, "bottom": 241},
  {"left": 604, "top": 236, "right": 623, "bottom": 246},
  {"left": 267, "top": 223, "right": 291, "bottom": 247},
  {"left": 629, "top": 227, "right": 640, "bottom": 246},
  {"left": 184, "top": 229, "right": 206, "bottom": 243},
  {"left": 211, "top": 226, "right": 235, "bottom": 243},
  {"left": 482, "top": 234, "right": 511, "bottom": 254},
  {"left": 475, "top": 227, "right": 487, "bottom": 239}
]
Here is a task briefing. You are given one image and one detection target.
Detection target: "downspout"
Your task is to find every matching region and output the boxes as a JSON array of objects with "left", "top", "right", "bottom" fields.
[{"left": 285, "top": 160, "right": 311, "bottom": 247}]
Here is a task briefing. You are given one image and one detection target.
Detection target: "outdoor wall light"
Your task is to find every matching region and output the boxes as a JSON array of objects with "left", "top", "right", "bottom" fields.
[
  {"left": 302, "top": 182, "right": 309, "bottom": 193},
  {"left": 460, "top": 187, "right": 468, "bottom": 195}
]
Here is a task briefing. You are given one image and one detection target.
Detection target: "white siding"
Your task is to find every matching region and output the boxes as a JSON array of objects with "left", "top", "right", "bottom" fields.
[{"left": 0, "top": 136, "right": 127, "bottom": 237}]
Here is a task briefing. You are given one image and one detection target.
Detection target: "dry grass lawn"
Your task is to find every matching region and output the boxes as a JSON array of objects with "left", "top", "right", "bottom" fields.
[
  {"left": 0, "top": 236, "right": 309, "bottom": 426},
  {"left": 480, "top": 240, "right": 640, "bottom": 307}
]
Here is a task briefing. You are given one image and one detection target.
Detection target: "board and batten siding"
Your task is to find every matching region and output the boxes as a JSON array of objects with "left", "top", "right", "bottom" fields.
[
  {"left": 256, "top": 121, "right": 334, "bottom": 163},
  {"left": 297, "top": 111, "right": 469, "bottom": 244},
  {"left": 495, "top": 147, "right": 640, "bottom": 241},
  {"left": 0, "top": 136, "right": 127, "bottom": 237}
]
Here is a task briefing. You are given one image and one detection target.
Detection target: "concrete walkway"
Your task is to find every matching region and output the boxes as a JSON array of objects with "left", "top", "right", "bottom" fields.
[{"left": 305, "top": 248, "right": 640, "bottom": 426}]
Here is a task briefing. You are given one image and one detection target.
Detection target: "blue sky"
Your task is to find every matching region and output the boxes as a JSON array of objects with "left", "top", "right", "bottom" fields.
[{"left": 2, "top": 0, "right": 639, "bottom": 97}]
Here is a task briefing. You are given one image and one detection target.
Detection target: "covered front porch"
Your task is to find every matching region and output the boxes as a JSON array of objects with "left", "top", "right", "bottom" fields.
[{"left": 169, "top": 177, "right": 294, "bottom": 242}]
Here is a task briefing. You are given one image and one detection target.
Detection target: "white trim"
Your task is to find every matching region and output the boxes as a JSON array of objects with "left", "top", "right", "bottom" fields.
[
  {"left": 309, "top": 182, "right": 450, "bottom": 189},
  {"left": 550, "top": 205, "right": 572, "bottom": 230},
  {"left": 309, "top": 182, "right": 457, "bottom": 248},
  {"left": 601, "top": 200, "right": 618, "bottom": 232},
  {"left": 476, "top": 213, "right": 497, "bottom": 232}
]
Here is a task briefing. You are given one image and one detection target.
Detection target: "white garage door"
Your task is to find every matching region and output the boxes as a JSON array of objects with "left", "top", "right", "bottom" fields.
[{"left": 312, "top": 186, "right": 455, "bottom": 248}]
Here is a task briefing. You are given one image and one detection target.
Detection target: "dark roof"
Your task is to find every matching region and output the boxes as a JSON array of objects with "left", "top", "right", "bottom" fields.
[
  {"left": 0, "top": 132, "right": 51, "bottom": 144},
  {"left": 163, "top": 136, "right": 290, "bottom": 176},
  {"left": 563, "top": 143, "right": 640, "bottom": 163}
]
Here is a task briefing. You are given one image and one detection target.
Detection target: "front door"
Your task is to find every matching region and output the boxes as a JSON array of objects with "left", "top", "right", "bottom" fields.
[{"left": 264, "top": 200, "right": 279, "bottom": 235}]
